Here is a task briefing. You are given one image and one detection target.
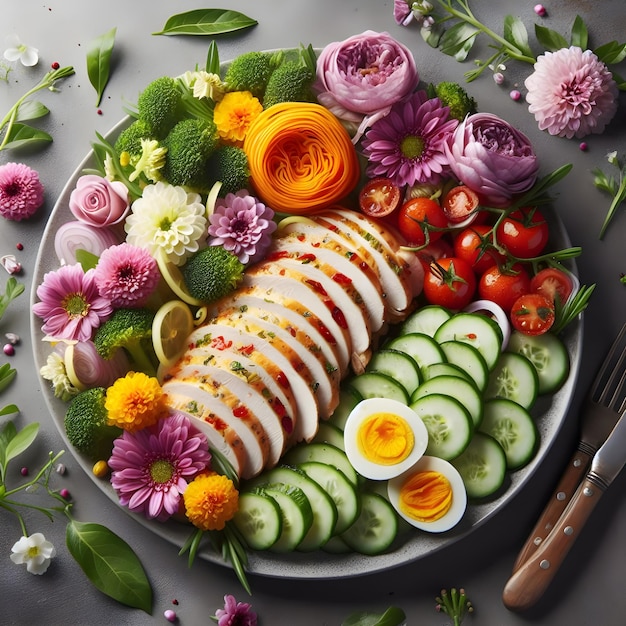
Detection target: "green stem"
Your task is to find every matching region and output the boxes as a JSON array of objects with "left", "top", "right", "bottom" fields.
[{"left": 599, "top": 172, "right": 626, "bottom": 239}]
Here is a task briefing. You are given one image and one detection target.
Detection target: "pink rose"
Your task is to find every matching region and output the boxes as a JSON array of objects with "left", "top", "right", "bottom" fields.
[{"left": 69, "top": 175, "right": 129, "bottom": 227}]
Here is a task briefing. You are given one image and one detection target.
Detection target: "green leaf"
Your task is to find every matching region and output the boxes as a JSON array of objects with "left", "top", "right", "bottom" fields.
[
  {"left": 86, "top": 27, "right": 117, "bottom": 107},
  {"left": 75, "top": 249, "right": 100, "bottom": 272},
  {"left": 0, "top": 404, "right": 18, "bottom": 417},
  {"left": 534, "top": 24, "right": 569, "bottom": 52},
  {"left": 205, "top": 40, "right": 220, "bottom": 74},
  {"left": 4, "top": 422, "right": 38, "bottom": 465},
  {"left": 1, "top": 123, "right": 52, "bottom": 150},
  {"left": 594, "top": 40, "right": 626, "bottom": 65},
  {"left": 570, "top": 15, "right": 588, "bottom": 49},
  {"left": 439, "top": 22, "right": 480, "bottom": 61},
  {"left": 153, "top": 9, "right": 257, "bottom": 36},
  {"left": 503, "top": 15, "right": 533, "bottom": 58},
  {"left": 66, "top": 520, "right": 153, "bottom": 613},
  {"left": 341, "top": 607, "right": 407, "bottom": 626},
  {"left": 16, "top": 100, "right": 49, "bottom": 122},
  {"left": 0, "top": 363, "right": 17, "bottom": 393}
]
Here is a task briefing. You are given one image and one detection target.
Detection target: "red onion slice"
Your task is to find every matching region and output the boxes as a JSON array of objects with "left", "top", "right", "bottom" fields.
[
  {"left": 54, "top": 221, "right": 119, "bottom": 265},
  {"left": 64, "top": 340, "right": 129, "bottom": 390},
  {"left": 463, "top": 299, "right": 511, "bottom": 349}
]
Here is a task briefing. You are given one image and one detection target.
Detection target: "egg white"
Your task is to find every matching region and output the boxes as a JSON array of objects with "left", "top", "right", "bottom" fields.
[
  {"left": 387, "top": 455, "right": 467, "bottom": 533},
  {"left": 343, "top": 397, "right": 428, "bottom": 480}
]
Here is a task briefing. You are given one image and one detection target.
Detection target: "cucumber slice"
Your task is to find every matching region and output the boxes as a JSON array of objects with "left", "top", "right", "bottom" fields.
[
  {"left": 321, "top": 534, "right": 352, "bottom": 554},
  {"left": 409, "top": 393, "right": 473, "bottom": 461},
  {"left": 367, "top": 348, "right": 421, "bottom": 396},
  {"left": 299, "top": 461, "right": 359, "bottom": 535},
  {"left": 438, "top": 340, "right": 489, "bottom": 392},
  {"left": 484, "top": 351, "right": 539, "bottom": 410},
  {"left": 283, "top": 441, "right": 358, "bottom": 486},
  {"left": 411, "top": 374, "right": 483, "bottom": 429},
  {"left": 400, "top": 304, "right": 452, "bottom": 337},
  {"left": 341, "top": 491, "right": 398, "bottom": 555},
  {"left": 434, "top": 312, "right": 503, "bottom": 370},
  {"left": 422, "top": 361, "right": 473, "bottom": 384},
  {"left": 346, "top": 372, "right": 409, "bottom": 405},
  {"left": 451, "top": 432, "right": 507, "bottom": 500},
  {"left": 329, "top": 386, "right": 362, "bottom": 430},
  {"left": 479, "top": 398, "right": 538, "bottom": 470},
  {"left": 385, "top": 333, "right": 446, "bottom": 375},
  {"left": 312, "top": 421, "right": 345, "bottom": 450},
  {"left": 506, "top": 330, "right": 570, "bottom": 394},
  {"left": 232, "top": 491, "right": 282, "bottom": 551},
  {"left": 258, "top": 484, "right": 314, "bottom": 553}
]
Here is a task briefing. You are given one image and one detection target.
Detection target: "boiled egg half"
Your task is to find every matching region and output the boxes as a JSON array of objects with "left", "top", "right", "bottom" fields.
[
  {"left": 387, "top": 455, "right": 467, "bottom": 533},
  {"left": 343, "top": 397, "right": 429, "bottom": 480}
]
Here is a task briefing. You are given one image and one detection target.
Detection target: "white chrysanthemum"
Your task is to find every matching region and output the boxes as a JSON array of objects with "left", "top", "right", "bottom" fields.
[
  {"left": 40, "top": 350, "right": 79, "bottom": 402},
  {"left": 125, "top": 181, "right": 207, "bottom": 265},
  {"left": 10, "top": 533, "right": 56, "bottom": 575},
  {"left": 192, "top": 70, "right": 226, "bottom": 102}
]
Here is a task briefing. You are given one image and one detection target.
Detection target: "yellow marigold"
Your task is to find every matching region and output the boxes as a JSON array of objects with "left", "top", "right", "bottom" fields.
[
  {"left": 213, "top": 90, "right": 263, "bottom": 145},
  {"left": 105, "top": 371, "right": 166, "bottom": 432},
  {"left": 183, "top": 471, "right": 239, "bottom": 531}
]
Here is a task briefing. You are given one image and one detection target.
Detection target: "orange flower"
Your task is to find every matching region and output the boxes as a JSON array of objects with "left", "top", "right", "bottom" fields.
[
  {"left": 213, "top": 90, "right": 263, "bottom": 145},
  {"left": 105, "top": 371, "right": 166, "bottom": 432},
  {"left": 243, "top": 101, "right": 360, "bottom": 214},
  {"left": 183, "top": 471, "right": 239, "bottom": 531}
]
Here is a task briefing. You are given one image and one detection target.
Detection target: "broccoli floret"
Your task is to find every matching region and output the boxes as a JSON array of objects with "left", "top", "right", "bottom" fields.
[
  {"left": 262, "top": 61, "right": 316, "bottom": 109},
  {"left": 432, "top": 81, "right": 478, "bottom": 121},
  {"left": 113, "top": 119, "right": 154, "bottom": 162},
  {"left": 161, "top": 117, "right": 219, "bottom": 189},
  {"left": 137, "top": 76, "right": 183, "bottom": 139},
  {"left": 182, "top": 246, "right": 245, "bottom": 303},
  {"left": 223, "top": 51, "right": 280, "bottom": 100},
  {"left": 206, "top": 145, "right": 250, "bottom": 196},
  {"left": 64, "top": 387, "right": 121, "bottom": 460},
  {"left": 94, "top": 308, "right": 157, "bottom": 376}
]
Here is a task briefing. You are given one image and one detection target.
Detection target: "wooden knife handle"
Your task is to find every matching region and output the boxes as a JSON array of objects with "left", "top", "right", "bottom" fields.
[
  {"left": 502, "top": 476, "right": 605, "bottom": 612},
  {"left": 511, "top": 445, "right": 594, "bottom": 572}
]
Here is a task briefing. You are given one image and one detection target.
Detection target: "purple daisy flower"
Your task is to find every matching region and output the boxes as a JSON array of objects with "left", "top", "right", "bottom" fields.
[
  {"left": 0, "top": 162, "right": 44, "bottom": 221},
  {"left": 361, "top": 90, "right": 459, "bottom": 187},
  {"left": 215, "top": 594, "right": 257, "bottom": 626},
  {"left": 208, "top": 190, "right": 277, "bottom": 265},
  {"left": 108, "top": 412, "right": 211, "bottom": 522},
  {"left": 33, "top": 264, "right": 113, "bottom": 342},
  {"left": 93, "top": 242, "right": 160, "bottom": 308}
]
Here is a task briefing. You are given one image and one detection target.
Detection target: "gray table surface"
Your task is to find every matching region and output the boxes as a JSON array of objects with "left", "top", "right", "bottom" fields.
[{"left": 1, "top": 1, "right": 625, "bottom": 624}]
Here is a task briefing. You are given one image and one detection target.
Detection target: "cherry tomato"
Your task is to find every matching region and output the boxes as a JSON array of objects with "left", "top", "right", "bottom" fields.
[
  {"left": 510, "top": 292, "right": 555, "bottom": 336},
  {"left": 530, "top": 267, "right": 574, "bottom": 305},
  {"left": 358, "top": 177, "right": 401, "bottom": 218},
  {"left": 453, "top": 224, "right": 506, "bottom": 275},
  {"left": 423, "top": 257, "right": 477, "bottom": 310},
  {"left": 478, "top": 263, "right": 531, "bottom": 313},
  {"left": 496, "top": 207, "right": 550, "bottom": 258},
  {"left": 442, "top": 185, "right": 480, "bottom": 224},
  {"left": 396, "top": 197, "right": 448, "bottom": 246},
  {"left": 416, "top": 239, "right": 454, "bottom": 272}
]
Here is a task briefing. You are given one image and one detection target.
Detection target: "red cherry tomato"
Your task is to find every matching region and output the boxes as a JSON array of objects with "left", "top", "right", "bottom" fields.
[
  {"left": 530, "top": 267, "right": 574, "bottom": 305},
  {"left": 510, "top": 292, "right": 555, "bottom": 336},
  {"left": 423, "top": 257, "right": 477, "bottom": 310},
  {"left": 416, "top": 239, "right": 454, "bottom": 272},
  {"left": 496, "top": 207, "right": 550, "bottom": 258},
  {"left": 396, "top": 197, "right": 448, "bottom": 246},
  {"left": 453, "top": 224, "right": 506, "bottom": 276},
  {"left": 478, "top": 263, "right": 531, "bottom": 313},
  {"left": 442, "top": 185, "right": 480, "bottom": 224},
  {"left": 358, "top": 177, "right": 401, "bottom": 218}
]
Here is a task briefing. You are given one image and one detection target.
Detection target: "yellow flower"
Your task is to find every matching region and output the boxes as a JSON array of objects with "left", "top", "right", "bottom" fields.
[
  {"left": 105, "top": 371, "right": 166, "bottom": 432},
  {"left": 183, "top": 471, "right": 239, "bottom": 531},
  {"left": 213, "top": 90, "right": 263, "bottom": 145}
]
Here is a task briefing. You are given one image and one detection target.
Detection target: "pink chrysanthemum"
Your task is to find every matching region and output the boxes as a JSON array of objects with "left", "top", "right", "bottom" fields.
[
  {"left": 525, "top": 46, "right": 618, "bottom": 139},
  {"left": 33, "top": 264, "right": 113, "bottom": 342},
  {"left": 361, "top": 90, "right": 459, "bottom": 187},
  {"left": 93, "top": 242, "right": 160, "bottom": 308},
  {"left": 208, "top": 190, "right": 277, "bottom": 265},
  {"left": 215, "top": 594, "right": 257, "bottom": 626},
  {"left": 0, "top": 162, "right": 44, "bottom": 221},
  {"left": 108, "top": 412, "right": 211, "bottom": 522}
]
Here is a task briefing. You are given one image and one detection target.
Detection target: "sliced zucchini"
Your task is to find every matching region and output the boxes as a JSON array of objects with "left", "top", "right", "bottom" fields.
[
  {"left": 400, "top": 304, "right": 452, "bottom": 337},
  {"left": 283, "top": 441, "right": 358, "bottom": 486},
  {"left": 346, "top": 371, "right": 409, "bottom": 405},
  {"left": 232, "top": 491, "right": 282, "bottom": 551},
  {"left": 422, "top": 361, "right": 474, "bottom": 384},
  {"left": 484, "top": 351, "right": 539, "bottom": 410},
  {"left": 367, "top": 348, "right": 421, "bottom": 396},
  {"left": 385, "top": 332, "right": 446, "bottom": 375},
  {"left": 438, "top": 339, "right": 489, "bottom": 392}
]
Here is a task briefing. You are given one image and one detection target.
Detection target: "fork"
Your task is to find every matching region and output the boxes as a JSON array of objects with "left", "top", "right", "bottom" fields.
[{"left": 511, "top": 322, "right": 626, "bottom": 572}]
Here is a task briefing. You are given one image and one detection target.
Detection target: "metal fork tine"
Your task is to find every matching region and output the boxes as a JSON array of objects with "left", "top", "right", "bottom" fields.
[{"left": 591, "top": 324, "right": 626, "bottom": 407}]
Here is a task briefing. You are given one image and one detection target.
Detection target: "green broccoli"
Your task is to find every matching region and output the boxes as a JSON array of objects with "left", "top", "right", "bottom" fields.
[
  {"left": 137, "top": 76, "right": 183, "bottom": 139},
  {"left": 431, "top": 81, "right": 478, "bottom": 121},
  {"left": 64, "top": 387, "right": 121, "bottom": 460},
  {"left": 182, "top": 246, "right": 245, "bottom": 303},
  {"left": 113, "top": 119, "right": 154, "bottom": 162},
  {"left": 262, "top": 61, "right": 316, "bottom": 109},
  {"left": 94, "top": 308, "right": 157, "bottom": 377},
  {"left": 206, "top": 145, "right": 250, "bottom": 196},
  {"left": 161, "top": 117, "right": 219, "bottom": 189},
  {"left": 223, "top": 50, "right": 281, "bottom": 100}
]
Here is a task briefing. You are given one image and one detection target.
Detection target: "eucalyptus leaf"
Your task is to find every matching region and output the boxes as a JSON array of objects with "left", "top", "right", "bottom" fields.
[
  {"left": 341, "top": 607, "right": 407, "bottom": 626},
  {"left": 66, "top": 520, "right": 153, "bottom": 613},
  {"left": 87, "top": 27, "right": 117, "bottom": 106},
  {"left": 16, "top": 100, "right": 49, "bottom": 122},
  {"left": 534, "top": 24, "right": 569, "bottom": 52},
  {"left": 153, "top": 9, "right": 257, "bottom": 37},
  {"left": 205, "top": 40, "right": 220, "bottom": 74},
  {"left": 439, "top": 22, "right": 480, "bottom": 61},
  {"left": 503, "top": 15, "right": 532, "bottom": 58},
  {"left": 2, "top": 123, "right": 52, "bottom": 150},
  {"left": 570, "top": 15, "right": 588, "bottom": 50},
  {"left": 4, "top": 422, "right": 38, "bottom": 465},
  {"left": 594, "top": 41, "right": 626, "bottom": 65}
]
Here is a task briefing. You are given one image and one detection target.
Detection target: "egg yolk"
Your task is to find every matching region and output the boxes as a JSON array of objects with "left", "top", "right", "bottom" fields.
[
  {"left": 357, "top": 412, "right": 414, "bottom": 465},
  {"left": 398, "top": 470, "right": 453, "bottom": 522}
]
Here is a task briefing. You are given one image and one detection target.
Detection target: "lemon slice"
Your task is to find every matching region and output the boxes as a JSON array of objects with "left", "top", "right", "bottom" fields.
[
  {"left": 155, "top": 251, "right": 204, "bottom": 306},
  {"left": 152, "top": 299, "right": 194, "bottom": 368}
]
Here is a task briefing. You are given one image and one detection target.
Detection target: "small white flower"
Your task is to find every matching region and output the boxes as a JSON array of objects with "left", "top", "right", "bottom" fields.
[
  {"left": 192, "top": 70, "right": 225, "bottom": 102},
  {"left": 10, "top": 533, "right": 56, "bottom": 575},
  {"left": 129, "top": 139, "right": 167, "bottom": 182},
  {"left": 607, "top": 150, "right": 619, "bottom": 166},
  {"left": 3, "top": 34, "right": 39, "bottom": 67},
  {"left": 40, "top": 350, "right": 78, "bottom": 402}
]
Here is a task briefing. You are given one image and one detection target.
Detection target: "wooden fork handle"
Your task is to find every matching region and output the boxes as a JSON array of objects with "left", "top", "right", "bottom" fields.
[
  {"left": 502, "top": 475, "right": 605, "bottom": 612},
  {"left": 511, "top": 445, "right": 594, "bottom": 571}
]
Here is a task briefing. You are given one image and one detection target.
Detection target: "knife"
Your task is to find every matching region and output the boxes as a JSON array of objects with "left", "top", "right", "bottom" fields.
[{"left": 502, "top": 408, "right": 626, "bottom": 612}]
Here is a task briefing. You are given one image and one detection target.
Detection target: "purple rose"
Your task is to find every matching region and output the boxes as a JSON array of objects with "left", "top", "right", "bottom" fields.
[
  {"left": 444, "top": 113, "right": 539, "bottom": 207},
  {"left": 69, "top": 175, "right": 130, "bottom": 227}
]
